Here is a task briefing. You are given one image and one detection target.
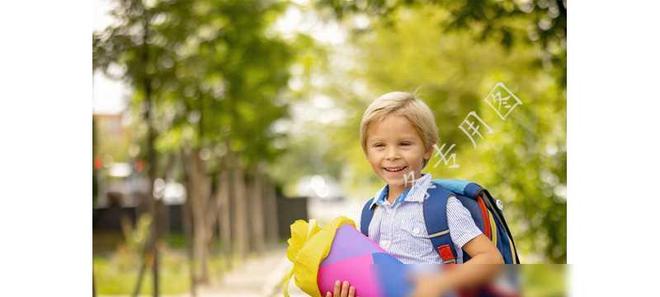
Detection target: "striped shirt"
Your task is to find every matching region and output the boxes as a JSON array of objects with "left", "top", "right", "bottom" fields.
[{"left": 366, "top": 173, "right": 482, "bottom": 264}]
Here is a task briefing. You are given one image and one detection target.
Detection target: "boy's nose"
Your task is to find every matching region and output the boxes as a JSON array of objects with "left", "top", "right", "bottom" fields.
[{"left": 385, "top": 147, "right": 400, "bottom": 160}]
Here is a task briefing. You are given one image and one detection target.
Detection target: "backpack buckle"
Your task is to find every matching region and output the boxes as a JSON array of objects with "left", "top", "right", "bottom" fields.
[{"left": 437, "top": 244, "right": 456, "bottom": 264}]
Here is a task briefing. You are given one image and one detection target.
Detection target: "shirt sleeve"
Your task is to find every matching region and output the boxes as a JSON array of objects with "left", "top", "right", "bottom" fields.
[{"left": 446, "top": 196, "right": 483, "bottom": 249}]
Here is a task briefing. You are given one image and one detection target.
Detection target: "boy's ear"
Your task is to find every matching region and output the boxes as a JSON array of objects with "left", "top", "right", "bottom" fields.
[{"left": 424, "top": 144, "right": 435, "bottom": 159}]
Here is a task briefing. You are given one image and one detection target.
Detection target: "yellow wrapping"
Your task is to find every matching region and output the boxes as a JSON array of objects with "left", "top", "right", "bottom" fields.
[{"left": 282, "top": 216, "right": 356, "bottom": 297}]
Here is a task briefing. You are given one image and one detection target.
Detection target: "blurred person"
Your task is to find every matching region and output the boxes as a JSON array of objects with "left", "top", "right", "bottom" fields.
[{"left": 328, "top": 92, "right": 503, "bottom": 297}]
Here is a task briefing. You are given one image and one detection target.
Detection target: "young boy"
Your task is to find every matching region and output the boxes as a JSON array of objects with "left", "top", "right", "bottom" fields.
[{"left": 328, "top": 92, "right": 503, "bottom": 297}]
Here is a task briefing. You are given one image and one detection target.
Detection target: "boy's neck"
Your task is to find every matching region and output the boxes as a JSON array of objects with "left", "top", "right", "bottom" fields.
[
  {"left": 387, "top": 184, "right": 409, "bottom": 204},
  {"left": 386, "top": 172, "right": 424, "bottom": 203}
]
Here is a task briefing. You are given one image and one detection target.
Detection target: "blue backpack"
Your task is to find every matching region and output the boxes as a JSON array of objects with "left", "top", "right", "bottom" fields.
[{"left": 360, "top": 179, "right": 520, "bottom": 264}]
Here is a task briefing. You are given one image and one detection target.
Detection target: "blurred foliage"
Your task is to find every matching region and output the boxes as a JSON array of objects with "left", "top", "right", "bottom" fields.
[
  {"left": 93, "top": 116, "right": 133, "bottom": 163},
  {"left": 94, "top": 0, "right": 303, "bottom": 176},
  {"left": 94, "top": 0, "right": 566, "bottom": 264},
  {"left": 309, "top": 3, "right": 566, "bottom": 263},
  {"left": 521, "top": 265, "right": 567, "bottom": 297},
  {"left": 314, "top": 0, "right": 566, "bottom": 85},
  {"left": 120, "top": 213, "right": 152, "bottom": 252}
]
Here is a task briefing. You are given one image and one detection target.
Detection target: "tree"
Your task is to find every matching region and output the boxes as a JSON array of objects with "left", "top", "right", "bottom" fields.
[
  {"left": 315, "top": 0, "right": 566, "bottom": 86},
  {"left": 94, "top": 0, "right": 299, "bottom": 290}
]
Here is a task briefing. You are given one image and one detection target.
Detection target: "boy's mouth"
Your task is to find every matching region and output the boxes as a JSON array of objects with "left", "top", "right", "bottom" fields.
[{"left": 383, "top": 166, "right": 407, "bottom": 173}]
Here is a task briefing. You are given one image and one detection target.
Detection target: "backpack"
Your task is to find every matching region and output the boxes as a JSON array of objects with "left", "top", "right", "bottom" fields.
[{"left": 360, "top": 179, "right": 520, "bottom": 264}]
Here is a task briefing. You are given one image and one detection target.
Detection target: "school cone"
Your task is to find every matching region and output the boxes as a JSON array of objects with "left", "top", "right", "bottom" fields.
[{"left": 282, "top": 217, "right": 413, "bottom": 297}]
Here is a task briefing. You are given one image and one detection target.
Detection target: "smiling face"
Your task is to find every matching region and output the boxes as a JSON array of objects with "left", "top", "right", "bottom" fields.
[{"left": 365, "top": 114, "right": 433, "bottom": 194}]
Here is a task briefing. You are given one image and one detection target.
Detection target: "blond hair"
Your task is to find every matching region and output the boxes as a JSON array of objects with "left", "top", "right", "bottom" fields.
[{"left": 359, "top": 91, "right": 439, "bottom": 156}]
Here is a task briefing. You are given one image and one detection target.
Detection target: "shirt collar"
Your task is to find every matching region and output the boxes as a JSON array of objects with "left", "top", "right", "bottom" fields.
[{"left": 369, "top": 173, "right": 433, "bottom": 209}]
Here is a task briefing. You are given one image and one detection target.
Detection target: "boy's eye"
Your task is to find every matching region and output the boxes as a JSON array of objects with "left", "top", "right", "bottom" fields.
[
  {"left": 400, "top": 142, "right": 411, "bottom": 146},
  {"left": 373, "top": 144, "right": 384, "bottom": 147}
]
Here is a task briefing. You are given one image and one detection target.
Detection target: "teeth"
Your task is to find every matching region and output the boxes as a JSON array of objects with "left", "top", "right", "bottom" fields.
[{"left": 385, "top": 167, "right": 405, "bottom": 172}]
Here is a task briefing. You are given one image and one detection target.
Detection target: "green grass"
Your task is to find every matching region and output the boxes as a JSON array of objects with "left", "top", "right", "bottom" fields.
[
  {"left": 93, "top": 230, "right": 232, "bottom": 295},
  {"left": 94, "top": 249, "right": 192, "bottom": 295}
]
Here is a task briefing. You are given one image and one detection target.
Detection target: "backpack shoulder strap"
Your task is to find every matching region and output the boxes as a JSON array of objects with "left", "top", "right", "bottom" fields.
[
  {"left": 423, "top": 184, "right": 459, "bottom": 264},
  {"left": 360, "top": 197, "right": 375, "bottom": 236}
]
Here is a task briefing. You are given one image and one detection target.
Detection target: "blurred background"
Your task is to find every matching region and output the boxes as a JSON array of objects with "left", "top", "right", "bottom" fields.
[{"left": 93, "top": 0, "right": 566, "bottom": 296}]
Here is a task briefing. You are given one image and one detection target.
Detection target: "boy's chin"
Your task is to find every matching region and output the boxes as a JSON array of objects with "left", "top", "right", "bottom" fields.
[
  {"left": 381, "top": 176, "right": 407, "bottom": 187},
  {"left": 380, "top": 172, "right": 420, "bottom": 187}
]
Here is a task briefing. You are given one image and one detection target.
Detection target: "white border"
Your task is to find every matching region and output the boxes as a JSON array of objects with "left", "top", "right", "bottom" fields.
[
  {"left": 0, "top": 0, "right": 91, "bottom": 295},
  {"left": 2, "top": 0, "right": 660, "bottom": 295},
  {"left": 570, "top": 0, "right": 660, "bottom": 295}
]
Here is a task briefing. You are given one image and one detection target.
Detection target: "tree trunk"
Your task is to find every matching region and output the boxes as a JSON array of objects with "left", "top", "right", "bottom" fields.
[
  {"left": 230, "top": 155, "right": 249, "bottom": 259},
  {"left": 263, "top": 177, "right": 279, "bottom": 246},
  {"left": 138, "top": 2, "right": 159, "bottom": 294},
  {"left": 217, "top": 165, "right": 232, "bottom": 263},
  {"left": 245, "top": 173, "right": 254, "bottom": 251},
  {"left": 248, "top": 166, "right": 266, "bottom": 253},
  {"left": 181, "top": 161, "right": 197, "bottom": 296},
  {"left": 185, "top": 149, "right": 211, "bottom": 284}
]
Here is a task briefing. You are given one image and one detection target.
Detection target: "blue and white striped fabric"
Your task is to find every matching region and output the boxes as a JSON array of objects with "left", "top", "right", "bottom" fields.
[{"left": 366, "top": 173, "right": 482, "bottom": 264}]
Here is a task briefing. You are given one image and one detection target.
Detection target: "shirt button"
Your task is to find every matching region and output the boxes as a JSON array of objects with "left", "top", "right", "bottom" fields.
[{"left": 413, "top": 227, "right": 420, "bottom": 234}]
